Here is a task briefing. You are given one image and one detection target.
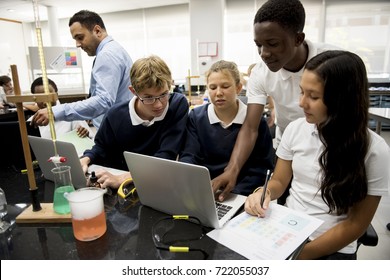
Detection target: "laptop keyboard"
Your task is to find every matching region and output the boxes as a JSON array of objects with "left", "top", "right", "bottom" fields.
[{"left": 215, "top": 201, "right": 233, "bottom": 220}]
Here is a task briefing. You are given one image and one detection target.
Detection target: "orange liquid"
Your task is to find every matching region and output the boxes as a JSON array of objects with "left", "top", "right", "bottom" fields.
[{"left": 71, "top": 211, "right": 107, "bottom": 241}]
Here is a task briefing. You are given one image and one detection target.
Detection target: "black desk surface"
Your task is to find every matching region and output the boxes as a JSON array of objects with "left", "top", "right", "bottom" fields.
[
  {"left": 0, "top": 108, "right": 35, "bottom": 122},
  {"left": 0, "top": 109, "right": 19, "bottom": 121},
  {"left": 0, "top": 167, "right": 245, "bottom": 260}
]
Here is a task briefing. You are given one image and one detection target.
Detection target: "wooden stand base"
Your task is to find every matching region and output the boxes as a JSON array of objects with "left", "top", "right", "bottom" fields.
[{"left": 16, "top": 203, "right": 71, "bottom": 223}]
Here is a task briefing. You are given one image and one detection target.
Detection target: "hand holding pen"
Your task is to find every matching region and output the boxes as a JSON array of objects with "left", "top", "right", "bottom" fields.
[
  {"left": 244, "top": 169, "right": 272, "bottom": 217},
  {"left": 260, "top": 169, "right": 271, "bottom": 209}
]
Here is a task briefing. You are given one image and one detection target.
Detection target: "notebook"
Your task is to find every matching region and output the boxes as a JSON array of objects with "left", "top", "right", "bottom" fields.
[
  {"left": 28, "top": 136, "right": 127, "bottom": 189},
  {"left": 123, "top": 152, "right": 246, "bottom": 229},
  {"left": 57, "top": 130, "right": 94, "bottom": 157}
]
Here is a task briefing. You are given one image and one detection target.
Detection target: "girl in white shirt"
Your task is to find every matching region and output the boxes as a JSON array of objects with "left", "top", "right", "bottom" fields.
[{"left": 245, "top": 50, "right": 389, "bottom": 260}]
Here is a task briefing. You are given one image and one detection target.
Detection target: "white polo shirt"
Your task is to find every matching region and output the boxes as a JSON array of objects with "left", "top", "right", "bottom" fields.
[
  {"left": 276, "top": 118, "right": 390, "bottom": 254},
  {"left": 247, "top": 40, "right": 338, "bottom": 135}
]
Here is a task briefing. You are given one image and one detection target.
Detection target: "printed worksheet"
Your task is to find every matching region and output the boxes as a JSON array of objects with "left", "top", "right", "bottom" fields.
[{"left": 207, "top": 203, "right": 323, "bottom": 259}]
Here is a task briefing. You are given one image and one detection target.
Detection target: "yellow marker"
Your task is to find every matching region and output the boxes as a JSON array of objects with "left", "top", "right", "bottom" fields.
[
  {"left": 173, "top": 215, "right": 189, "bottom": 219},
  {"left": 21, "top": 169, "right": 27, "bottom": 174},
  {"left": 169, "top": 246, "right": 189, "bottom": 253}
]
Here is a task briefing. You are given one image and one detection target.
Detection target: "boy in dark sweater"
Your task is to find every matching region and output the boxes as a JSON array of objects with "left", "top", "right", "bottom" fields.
[{"left": 81, "top": 55, "right": 189, "bottom": 189}]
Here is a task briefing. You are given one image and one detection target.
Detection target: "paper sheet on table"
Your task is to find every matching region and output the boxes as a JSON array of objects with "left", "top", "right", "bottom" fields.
[
  {"left": 207, "top": 203, "right": 323, "bottom": 260},
  {"left": 57, "top": 130, "right": 94, "bottom": 157}
]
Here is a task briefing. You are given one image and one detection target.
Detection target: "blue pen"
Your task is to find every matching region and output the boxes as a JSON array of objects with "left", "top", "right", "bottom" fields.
[{"left": 260, "top": 170, "right": 271, "bottom": 208}]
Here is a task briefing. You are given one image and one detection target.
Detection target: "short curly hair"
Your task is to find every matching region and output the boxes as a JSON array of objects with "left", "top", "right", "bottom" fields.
[
  {"left": 254, "top": 0, "right": 305, "bottom": 34},
  {"left": 30, "top": 77, "right": 58, "bottom": 93}
]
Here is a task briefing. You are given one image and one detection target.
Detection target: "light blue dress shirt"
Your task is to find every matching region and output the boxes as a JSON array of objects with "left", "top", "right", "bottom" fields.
[{"left": 53, "top": 36, "right": 133, "bottom": 129}]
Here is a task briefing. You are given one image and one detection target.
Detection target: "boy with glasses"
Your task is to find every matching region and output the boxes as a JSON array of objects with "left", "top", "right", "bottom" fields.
[{"left": 80, "top": 55, "right": 189, "bottom": 189}]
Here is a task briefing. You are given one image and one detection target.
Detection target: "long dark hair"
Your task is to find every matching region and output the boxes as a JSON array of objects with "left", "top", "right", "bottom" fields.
[{"left": 305, "top": 50, "right": 369, "bottom": 215}]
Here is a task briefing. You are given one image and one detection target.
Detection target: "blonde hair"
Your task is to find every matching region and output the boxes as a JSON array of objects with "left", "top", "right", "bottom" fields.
[
  {"left": 205, "top": 60, "right": 241, "bottom": 86},
  {"left": 130, "top": 55, "right": 172, "bottom": 93}
]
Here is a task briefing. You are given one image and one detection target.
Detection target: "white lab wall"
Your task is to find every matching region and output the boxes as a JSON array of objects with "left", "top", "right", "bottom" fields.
[
  {"left": 190, "top": 0, "right": 224, "bottom": 86},
  {"left": 0, "top": 20, "right": 30, "bottom": 92}
]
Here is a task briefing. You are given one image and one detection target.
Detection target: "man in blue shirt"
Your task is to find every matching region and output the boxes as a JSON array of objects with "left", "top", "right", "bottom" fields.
[{"left": 32, "top": 10, "right": 133, "bottom": 130}]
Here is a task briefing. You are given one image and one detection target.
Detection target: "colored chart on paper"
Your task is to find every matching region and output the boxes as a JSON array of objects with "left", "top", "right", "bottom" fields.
[
  {"left": 207, "top": 203, "right": 323, "bottom": 259},
  {"left": 65, "top": 51, "right": 78, "bottom": 66}
]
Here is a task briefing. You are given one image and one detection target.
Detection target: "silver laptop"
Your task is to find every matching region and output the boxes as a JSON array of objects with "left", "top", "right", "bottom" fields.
[
  {"left": 123, "top": 152, "right": 246, "bottom": 229},
  {"left": 28, "top": 136, "right": 127, "bottom": 189}
]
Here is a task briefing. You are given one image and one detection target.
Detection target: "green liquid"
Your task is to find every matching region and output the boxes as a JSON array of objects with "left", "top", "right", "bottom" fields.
[{"left": 53, "top": 185, "right": 75, "bottom": 214}]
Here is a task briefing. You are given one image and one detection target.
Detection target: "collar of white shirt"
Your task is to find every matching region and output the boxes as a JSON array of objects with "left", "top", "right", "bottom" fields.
[
  {"left": 208, "top": 98, "right": 247, "bottom": 128},
  {"left": 311, "top": 123, "right": 318, "bottom": 136},
  {"left": 129, "top": 96, "right": 169, "bottom": 127}
]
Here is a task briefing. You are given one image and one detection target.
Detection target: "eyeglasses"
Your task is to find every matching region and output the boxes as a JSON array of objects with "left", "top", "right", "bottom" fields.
[
  {"left": 152, "top": 215, "right": 209, "bottom": 259},
  {"left": 136, "top": 92, "right": 171, "bottom": 105}
]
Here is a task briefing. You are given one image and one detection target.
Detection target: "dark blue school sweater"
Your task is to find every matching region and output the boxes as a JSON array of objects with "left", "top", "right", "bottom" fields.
[
  {"left": 179, "top": 104, "right": 274, "bottom": 195},
  {"left": 84, "top": 93, "right": 189, "bottom": 170}
]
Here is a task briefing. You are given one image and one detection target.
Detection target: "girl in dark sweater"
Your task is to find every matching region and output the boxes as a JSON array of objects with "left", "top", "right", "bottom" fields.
[{"left": 180, "top": 60, "right": 274, "bottom": 196}]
